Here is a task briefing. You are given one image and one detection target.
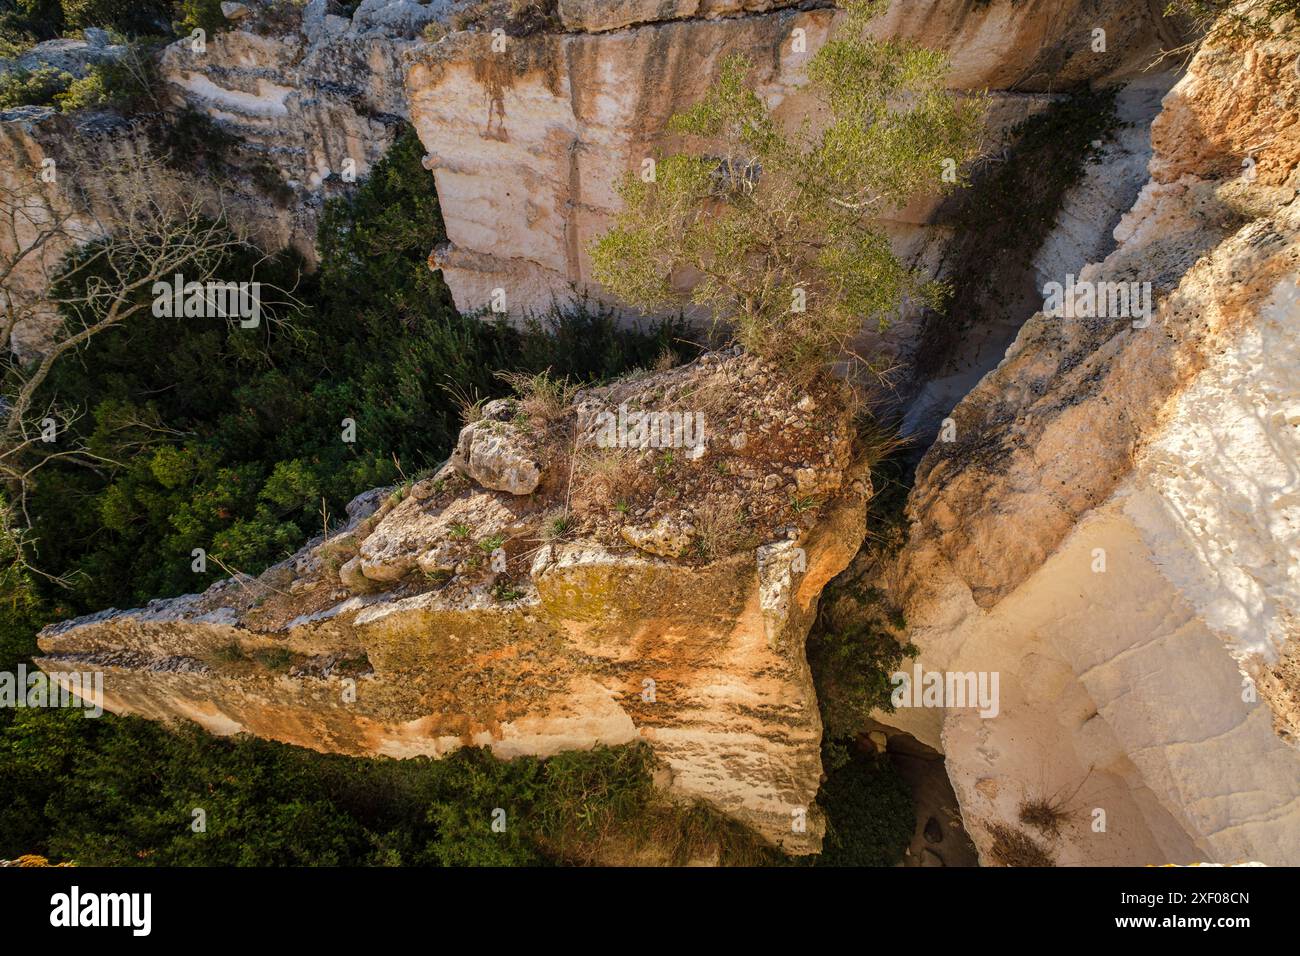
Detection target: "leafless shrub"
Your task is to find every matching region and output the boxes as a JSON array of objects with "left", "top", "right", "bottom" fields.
[{"left": 0, "top": 133, "right": 296, "bottom": 524}]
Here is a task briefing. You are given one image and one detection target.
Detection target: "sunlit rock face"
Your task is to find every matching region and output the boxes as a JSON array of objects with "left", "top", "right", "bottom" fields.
[
  {"left": 37, "top": 351, "right": 868, "bottom": 854},
  {"left": 885, "top": 20, "right": 1300, "bottom": 866}
]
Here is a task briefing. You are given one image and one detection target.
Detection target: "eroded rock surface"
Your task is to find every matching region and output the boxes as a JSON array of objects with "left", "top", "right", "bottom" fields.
[{"left": 37, "top": 351, "right": 868, "bottom": 853}]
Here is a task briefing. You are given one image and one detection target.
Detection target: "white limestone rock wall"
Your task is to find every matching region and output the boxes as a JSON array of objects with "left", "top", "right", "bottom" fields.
[{"left": 886, "top": 18, "right": 1300, "bottom": 866}]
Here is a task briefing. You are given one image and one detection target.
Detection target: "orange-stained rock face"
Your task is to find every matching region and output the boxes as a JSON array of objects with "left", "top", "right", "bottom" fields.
[{"left": 1149, "top": 27, "right": 1300, "bottom": 187}]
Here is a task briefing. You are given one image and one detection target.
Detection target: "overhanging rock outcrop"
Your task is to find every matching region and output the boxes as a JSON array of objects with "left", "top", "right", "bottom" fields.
[{"left": 37, "top": 350, "right": 867, "bottom": 854}]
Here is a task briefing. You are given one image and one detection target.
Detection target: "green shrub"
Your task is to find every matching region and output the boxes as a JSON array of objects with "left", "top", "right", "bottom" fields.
[
  {"left": 590, "top": 0, "right": 983, "bottom": 377},
  {"left": 174, "top": 0, "right": 226, "bottom": 37},
  {"left": 0, "top": 49, "right": 157, "bottom": 114},
  {"left": 60, "top": 0, "right": 172, "bottom": 35},
  {"left": 0, "top": 65, "right": 71, "bottom": 108},
  {"left": 0, "top": 1, "right": 65, "bottom": 45},
  {"left": 807, "top": 447, "right": 918, "bottom": 742},
  {"left": 815, "top": 747, "right": 914, "bottom": 867},
  {"left": 808, "top": 608, "right": 917, "bottom": 741}
]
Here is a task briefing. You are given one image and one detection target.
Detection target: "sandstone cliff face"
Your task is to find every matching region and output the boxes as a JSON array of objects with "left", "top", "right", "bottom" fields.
[
  {"left": 885, "top": 21, "right": 1300, "bottom": 866},
  {"left": 37, "top": 351, "right": 867, "bottom": 853},
  {"left": 0, "top": 106, "right": 139, "bottom": 359},
  {"left": 0, "top": 108, "right": 84, "bottom": 360}
]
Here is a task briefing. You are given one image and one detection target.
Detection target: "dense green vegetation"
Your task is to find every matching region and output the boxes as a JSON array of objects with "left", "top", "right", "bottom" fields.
[
  {"left": 0, "top": 0, "right": 216, "bottom": 45},
  {"left": 815, "top": 748, "right": 914, "bottom": 867},
  {"left": 0, "top": 711, "right": 763, "bottom": 866}
]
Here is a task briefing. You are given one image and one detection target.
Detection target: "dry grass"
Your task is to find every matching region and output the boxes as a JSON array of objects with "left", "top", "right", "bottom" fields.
[
  {"left": 571, "top": 446, "right": 643, "bottom": 515},
  {"left": 1017, "top": 771, "right": 1090, "bottom": 839},
  {"left": 673, "top": 366, "right": 737, "bottom": 421},
  {"left": 653, "top": 347, "right": 680, "bottom": 373},
  {"left": 496, "top": 369, "right": 579, "bottom": 422},
  {"left": 444, "top": 379, "right": 486, "bottom": 425},
  {"left": 653, "top": 802, "right": 773, "bottom": 867},
  {"left": 692, "top": 497, "right": 753, "bottom": 561},
  {"left": 509, "top": 0, "right": 553, "bottom": 17},
  {"left": 986, "top": 821, "right": 1055, "bottom": 867},
  {"left": 546, "top": 799, "right": 774, "bottom": 867}
]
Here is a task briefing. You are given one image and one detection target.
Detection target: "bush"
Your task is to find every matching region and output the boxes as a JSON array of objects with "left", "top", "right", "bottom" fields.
[
  {"left": 815, "top": 747, "right": 914, "bottom": 867},
  {"left": 0, "top": 65, "right": 71, "bottom": 108},
  {"left": 59, "top": 0, "right": 171, "bottom": 35},
  {"left": 0, "top": 48, "right": 158, "bottom": 114},
  {"left": 0, "top": 1, "right": 65, "bottom": 45},
  {"left": 174, "top": 0, "right": 225, "bottom": 37},
  {"left": 807, "top": 446, "right": 918, "bottom": 742},
  {"left": 590, "top": 0, "right": 983, "bottom": 377},
  {"left": 808, "top": 608, "right": 917, "bottom": 741}
]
